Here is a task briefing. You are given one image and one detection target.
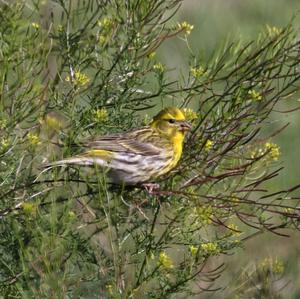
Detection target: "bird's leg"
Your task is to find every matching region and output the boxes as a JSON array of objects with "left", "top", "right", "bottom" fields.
[{"left": 142, "top": 182, "right": 160, "bottom": 194}]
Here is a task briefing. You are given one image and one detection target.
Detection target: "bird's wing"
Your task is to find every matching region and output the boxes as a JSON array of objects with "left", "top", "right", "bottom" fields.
[{"left": 82, "top": 129, "right": 163, "bottom": 156}]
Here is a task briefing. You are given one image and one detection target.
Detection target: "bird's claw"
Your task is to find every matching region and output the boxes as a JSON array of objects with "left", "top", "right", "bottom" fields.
[{"left": 142, "top": 183, "right": 160, "bottom": 194}]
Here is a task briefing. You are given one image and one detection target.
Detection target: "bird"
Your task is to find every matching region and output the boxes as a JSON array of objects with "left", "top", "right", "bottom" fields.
[{"left": 46, "top": 107, "right": 191, "bottom": 191}]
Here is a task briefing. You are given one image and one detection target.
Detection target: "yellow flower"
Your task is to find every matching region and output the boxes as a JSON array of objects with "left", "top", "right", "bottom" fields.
[
  {"left": 42, "top": 115, "right": 61, "bottom": 131},
  {"left": 68, "top": 211, "right": 77, "bottom": 221},
  {"left": 153, "top": 63, "right": 165, "bottom": 73},
  {"left": 98, "top": 17, "right": 114, "bottom": 31},
  {"left": 183, "top": 108, "right": 198, "bottom": 122},
  {"left": 191, "top": 66, "right": 205, "bottom": 78},
  {"left": 248, "top": 89, "right": 262, "bottom": 101},
  {"left": 231, "top": 197, "right": 240, "bottom": 203},
  {"left": 105, "top": 284, "right": 114, "bottom": 295},
  {"left": 31, "top": 22, "right": 40, "bottom": 29},
  {"left": 158, "top": 251, "right": 174, "bottom": 269},
  {"left": 284, "top": 207, "right": 293, "bottom": 214},
  {"left": 266, "top": 25, "right": 282, "bottom": 36},
  {"left": 194, "top": 206, "right": 213, "bottom": 225},
  {"left": 74, "top": 71, "right": 90, "bottom": 86},
  {"left": 148, "top": 52, "right": 156, "bottom": 59},
  {"left": 250, "top": 142, "right": 280, "bottom": 162},
  {"left": 0, "top": 119, "right": 7, "bottom": 129},
  {"left": 1, "top": 138, "right": 10, "bottom": 150},
  {"left": 27, "top": 132, "right": 41, "bottom": 146},
  {"left": 273, "top": 258, "right": 284, "bottom": 274},
  {"left": 93, "top": 108, "right": 109, "bottom": 123},
  {"left": 260, "top": 257, "right": 284, "bottom": 274},
  {"left": 204, "top": 139, "right": 214, "bottom": 152},
  {"left": 178, "top": 21, "right": 194, "bottom": 35},
  {"left": 201, "top": 242, "right": 220, "bottom": 255},
  {"left": 189, "top": 245, "right": 198, "bottom": 257},
  {"left": 22, "top": 202, "right": 38, "bottom": 217},
  {"left": 250, "top": 148, "right": 262, "bottom": 159},
  {"left": 99, "top": 35, "right": 107, "bottom": 45},
  {"left": 97, "top": 17, "right": 114, "bottom": 45},
  {"left": 227, "top": 224, "right": 242, "bottom": 236},
  {"left": 265, "top": 142, "right": 280, "bottom": 161},
  {"left": 65, "top": 71, "right": 90, "bottom": 87}
]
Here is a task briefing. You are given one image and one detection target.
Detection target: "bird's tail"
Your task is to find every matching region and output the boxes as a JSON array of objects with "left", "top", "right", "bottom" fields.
[{"left": 44, "top": 156, "right": 101, "bottom": 168}]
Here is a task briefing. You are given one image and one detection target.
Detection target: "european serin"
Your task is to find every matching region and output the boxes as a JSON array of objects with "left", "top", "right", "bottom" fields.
[{"left": 47, "top": 107, "right": 191, "bottom": 188}]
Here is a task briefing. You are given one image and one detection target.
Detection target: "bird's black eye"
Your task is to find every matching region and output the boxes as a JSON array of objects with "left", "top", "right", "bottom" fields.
[{"left": 168, "top": 119, "right": 176, "bottom": 124}]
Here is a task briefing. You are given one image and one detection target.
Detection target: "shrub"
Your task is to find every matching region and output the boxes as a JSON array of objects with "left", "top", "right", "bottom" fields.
[{"left": 0, "top": 1, "right": 299, "bottom": 298}]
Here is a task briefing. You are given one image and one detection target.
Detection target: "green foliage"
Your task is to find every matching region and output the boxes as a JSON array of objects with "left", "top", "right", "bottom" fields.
[{"left": 0, "top": 0, "right": 299, "bottom": 298}]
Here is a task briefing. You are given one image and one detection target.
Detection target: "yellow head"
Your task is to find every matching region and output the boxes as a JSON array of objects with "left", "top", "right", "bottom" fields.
[{"left": 150, "top": 107, "right": 191, "bottom": 141}]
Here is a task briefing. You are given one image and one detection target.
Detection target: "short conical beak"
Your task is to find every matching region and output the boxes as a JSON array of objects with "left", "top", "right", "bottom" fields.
[{"left": 179, "top": 121, "right": 192, "bottom": 132}]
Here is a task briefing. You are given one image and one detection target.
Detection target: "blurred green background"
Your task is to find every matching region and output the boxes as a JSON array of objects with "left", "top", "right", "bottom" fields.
[{"left": 159, "top": 1, "right": 300, "bottom": 297}]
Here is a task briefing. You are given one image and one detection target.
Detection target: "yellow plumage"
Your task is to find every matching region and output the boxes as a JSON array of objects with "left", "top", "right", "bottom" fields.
[{"left": 47, "top": 107, "right": 191, "bottom": 186}]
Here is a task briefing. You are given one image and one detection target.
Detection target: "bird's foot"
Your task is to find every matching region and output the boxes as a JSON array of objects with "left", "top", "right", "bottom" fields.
[{"left": 142, "top": 183, "right": 160, "bottom": 194}]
